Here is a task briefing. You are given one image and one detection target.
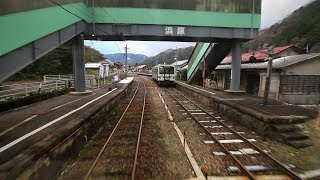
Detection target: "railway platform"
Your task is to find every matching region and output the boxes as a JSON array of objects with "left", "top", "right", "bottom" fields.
[
  {"left": 0, "top": 81, "right": 132, "bottom": 179},
  {"left": 175, "top": 81, "right": 317, "bottom": 148}
]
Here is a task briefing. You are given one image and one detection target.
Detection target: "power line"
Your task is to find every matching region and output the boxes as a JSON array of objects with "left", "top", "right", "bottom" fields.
[{"left": 48, "top": 0, "right": 125, "bottom": 55}]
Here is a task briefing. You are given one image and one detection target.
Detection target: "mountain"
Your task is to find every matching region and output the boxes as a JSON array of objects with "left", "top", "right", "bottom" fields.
[
  {"left": 142, "top": 46, "right": 194, "bottom": 66},
  {"left": 243, "top": 0, "right": 320, "bottom": 53},
  {"left": 103, "top": 53, "right": 148, "bottom": 65}
]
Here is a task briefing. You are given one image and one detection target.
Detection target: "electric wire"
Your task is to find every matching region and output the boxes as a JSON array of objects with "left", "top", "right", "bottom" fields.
[{"left": 48, "top": 0, "right": 125, "bottom": 55}]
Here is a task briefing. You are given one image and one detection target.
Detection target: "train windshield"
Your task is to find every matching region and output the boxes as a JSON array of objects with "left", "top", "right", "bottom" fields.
[{"left": 159, "top": 66, "right": 174, "bottom": 74}]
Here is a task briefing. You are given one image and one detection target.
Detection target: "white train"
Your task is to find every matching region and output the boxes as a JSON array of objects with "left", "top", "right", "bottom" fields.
[{"left": 152, "top": 64, "right": 176, "bottom": 85}]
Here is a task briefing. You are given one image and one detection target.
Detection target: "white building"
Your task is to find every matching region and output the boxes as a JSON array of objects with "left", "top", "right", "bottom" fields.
[{"left": 85, "top": 63, "right": 109, "bottom": 78}]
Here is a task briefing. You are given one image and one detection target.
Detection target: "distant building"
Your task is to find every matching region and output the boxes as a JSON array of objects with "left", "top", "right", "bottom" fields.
[
  {"left": 137, "top": 65, "right": 151, "bottom": 73},
  {"left": 170, "top": 60, "right": 188, "bottom": 80},
  {"left": 100, "top": 59, "right": 114, "bottom": 67},
  {"left": 85, "top": 62, "right": 109, "bottom": 78},
  {"left": 208, "top": 45, "right": 306, "bottom": 92},
  {"left": 211, "top": 53, "right": 320, "bottom": 105},
  {"left": 170, "top": 60, "right": 188, "bottom": 70}
]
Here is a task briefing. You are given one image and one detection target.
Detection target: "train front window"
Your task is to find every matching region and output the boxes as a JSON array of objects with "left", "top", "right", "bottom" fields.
[
  {"left": 159, "top": 66, "right": 174, "bottom": 74},
  {"left": 159, "top": 67, "right": 165, "bottom": 74},
  {"left": 165, "top": 67, "right": 174, "bottom": 74}
]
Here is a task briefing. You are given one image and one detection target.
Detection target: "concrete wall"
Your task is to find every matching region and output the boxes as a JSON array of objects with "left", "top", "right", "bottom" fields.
[
  {"left": 279, "top": 58, "right": 320, "bottom": 105},
  {"left": 284, "top": 57, "right": 320, "bottom": 75},
  {"left": 258, "top": 58, "right": 320, "bottom": 104}
]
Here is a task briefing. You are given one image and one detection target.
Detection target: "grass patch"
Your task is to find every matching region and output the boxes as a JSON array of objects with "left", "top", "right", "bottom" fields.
[{"left": 269, "top": 119, "right": 320, "bottom": 173}]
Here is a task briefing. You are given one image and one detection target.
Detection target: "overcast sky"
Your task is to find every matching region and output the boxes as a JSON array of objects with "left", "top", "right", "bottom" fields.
[{"left": 85, "top": 0, "right": 313, "bottom": 57}]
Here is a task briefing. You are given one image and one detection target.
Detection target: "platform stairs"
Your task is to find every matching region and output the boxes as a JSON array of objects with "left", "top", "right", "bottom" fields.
[{"left": 270, "top": 123, "right": 312, "bottom": 148}]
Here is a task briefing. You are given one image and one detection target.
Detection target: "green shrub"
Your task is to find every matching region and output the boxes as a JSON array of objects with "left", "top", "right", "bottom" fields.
[{"left": 0, "top": 88, "right": 70, "bottom": 112}]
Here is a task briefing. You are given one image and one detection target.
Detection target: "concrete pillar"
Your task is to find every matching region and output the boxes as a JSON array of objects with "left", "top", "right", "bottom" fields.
[
  {"left": 72, "top": 35, "right": 86, "bottom": 92},
  {"left": 230, "top": 39, "right": 242, "bottom": 91}
]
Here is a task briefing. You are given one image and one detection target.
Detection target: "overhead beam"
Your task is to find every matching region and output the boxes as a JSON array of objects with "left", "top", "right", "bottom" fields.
[
  {"left": 0, "top": 21, "right": 87, "bottom": 83},
  {"left": 85, "top": 24, "right": 258, "bottom": 42}
]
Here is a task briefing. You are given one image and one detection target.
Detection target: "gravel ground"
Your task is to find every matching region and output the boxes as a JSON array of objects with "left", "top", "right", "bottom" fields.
[
  {"left": 59, "top": 81, "right": 139, "bottom": 179},
  {"left": 59, "top": 77, "right": 193, "bottom": 179},
  {"left": 163, "top": 86, "right": 320, "bottom": 178},
  {"left": 135, "top": 78, "right": 192, "bottom": 179},
  {"left": 58, "top": 76, "right": 320, "bottom": 179},
  {"left": 160, "top": 88, "right": 302, "bottom": 177}
]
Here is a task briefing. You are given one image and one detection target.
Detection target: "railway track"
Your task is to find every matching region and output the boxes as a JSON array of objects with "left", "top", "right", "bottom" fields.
[
  {"left": 84, "top": 80, "right": 146, "bottom": 180},
  {"left": 165, "top": 88, "right": 302, "bottom": 180}
]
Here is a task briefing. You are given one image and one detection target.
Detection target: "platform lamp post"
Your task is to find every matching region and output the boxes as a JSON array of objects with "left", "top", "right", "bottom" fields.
[
  {"left": 124, "top": 44, "right": 129, "bottom": 79},
  {"left": 263, "top": 46, "right": 275, "bottom": 105},
  {"left": 174, "top": 57, "right": 177, "bottom": 80}
]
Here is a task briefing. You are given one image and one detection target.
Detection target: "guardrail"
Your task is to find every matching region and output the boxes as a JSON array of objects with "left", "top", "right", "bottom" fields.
[
  {"left": 0, "top": 74, "right": 114, "bottom": 101},
  {"left": 0, "top": 80, "right": 67, "bottom": 101},
  {"left": 43, "top": 74, "right": 97, "bottom": 89}
]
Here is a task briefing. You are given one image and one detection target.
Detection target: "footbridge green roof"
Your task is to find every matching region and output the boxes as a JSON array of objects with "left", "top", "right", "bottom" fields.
[{"left": 0, "top": 0, "right": 261, "bottom": 56}]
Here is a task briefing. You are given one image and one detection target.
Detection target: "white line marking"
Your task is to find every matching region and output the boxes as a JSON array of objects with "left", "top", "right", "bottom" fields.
[
  {"left": 191, "top": 113, "right": 206, "bottom": 115},
  {"left": 0, "top": 115, "right": 38, "bottom": 137},
  {"left": 0, "top": 92, "right": 95, "bottom": 137},
  {"left": 210, "top": 131, "right": 243, "bottom": 134},
  {"left": 205, "top": 125, "right": 223, "bottom": 128},
  {"left": 0, "top": 88, "right": 117, "bottom": 153},
  {"left": 223, "top": 139, "right": 242, "bottom": 143},
  {"left": 219, "top": 139, "right": 256, "bottom": 144},
  {"left": 213, "top": 148, "right": 264, "bottom": 156},
  {"left": 203, "top": 140, "right": 215, "bottom": 144},
  {"left": 199, "top": 121, "right": 210, "bottom": 123},
  {"left": 213, "top": 152, "right": 226, "bottom": 155},
  {"left": 300, "top": 169, "right": 320, "bottom": 179}
]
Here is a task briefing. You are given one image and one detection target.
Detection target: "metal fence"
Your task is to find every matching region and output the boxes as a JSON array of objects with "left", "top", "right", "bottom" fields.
[
  {"left": 43, "top": 74, "right": 97, "bottom": 89},
  {"left": 0, "top": 74, "right": 107, "bottom": 101},
  {"left": 0, "top": 80, "right": 67, "bottom": 101}
]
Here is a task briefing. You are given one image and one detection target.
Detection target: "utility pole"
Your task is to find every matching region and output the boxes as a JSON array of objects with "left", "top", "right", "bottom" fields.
[
  {"left": 202, "top": 60, "right": 206, "bottom": 89},
  {"left": 124, "top": 44, "right": 128, "bottom": 79},
  {"left": 263, "top": 46, "right": 274, "bottom": 105},
  {"left": 92, "top": 0, "right": 95, "bottom": 36},
  {"left": 175, "top": 47, "right": 178, "bottom": 79}
]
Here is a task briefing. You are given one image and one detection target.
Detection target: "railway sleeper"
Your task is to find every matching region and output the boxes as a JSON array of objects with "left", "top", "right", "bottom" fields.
[{"left": 227, "top": 164, "right": 296, "bottom": 173}]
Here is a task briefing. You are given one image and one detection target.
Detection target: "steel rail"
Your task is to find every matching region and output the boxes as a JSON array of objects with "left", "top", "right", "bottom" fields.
[
  {"left": 84, "top": 80, "right": 142, "bottom": 180},
  {"left": 173, "top": 89, "right": 302, "bottom": 180},
  {"left": 166, "top": 89, "right": 256, "bottom": 180},
  {"left": 131, "top": 81, "right": 147, "bottom": 180}
]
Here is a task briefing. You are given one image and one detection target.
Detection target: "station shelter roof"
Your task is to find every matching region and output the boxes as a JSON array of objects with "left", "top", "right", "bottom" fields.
[{"left": 220, "top": 45, "right": 302, "bottom": 65}]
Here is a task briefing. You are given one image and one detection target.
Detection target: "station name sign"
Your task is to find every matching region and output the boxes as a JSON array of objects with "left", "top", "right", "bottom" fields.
[{"left": 164, "top": 26, "right": 186, "bottom": 36}]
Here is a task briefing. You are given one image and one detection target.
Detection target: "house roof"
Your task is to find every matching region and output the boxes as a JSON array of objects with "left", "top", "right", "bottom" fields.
[
  {"left": 85, "top": 63, "right": 102, "bottom": 68},
  {"left": 221, "top": 52, "right": 268, "bottom": 64},
  {"left": 170, "top": 60, "right": 188, "bottom": 67},
  {"left": 216, "top": 53, "right": 320, "bottom": 70},
  {"left": 181, "top": 65, "right": 188, "bottom": 70},
  {"left": 137, "top": 65, "right": 147, "bottom": 69},
  {"left": 220, "top": 45, "right": 302, "bottom": 65},
  {"left": 100, "top": 59, "right": 114, "bottom": 65},
  {"left": 274, "top": 45, "right": 293, "bottom": 54}
]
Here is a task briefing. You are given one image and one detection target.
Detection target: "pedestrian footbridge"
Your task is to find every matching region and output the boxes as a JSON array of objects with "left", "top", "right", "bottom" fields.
[{"left": 0, "top": 0, "right": 261, "bottom": 91}]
